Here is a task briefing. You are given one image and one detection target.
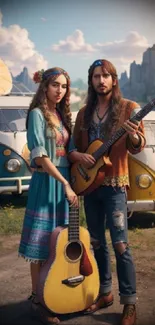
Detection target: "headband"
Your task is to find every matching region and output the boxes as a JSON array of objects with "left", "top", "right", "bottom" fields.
[
  {"left": 90, "top": 59, "right": 102, "bottom": 69},
  {"left": 33, "top": 69, "right": 69, "bottom": 83}
]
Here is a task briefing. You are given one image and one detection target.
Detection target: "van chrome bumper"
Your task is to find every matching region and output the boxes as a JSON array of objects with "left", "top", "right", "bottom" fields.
[
  {"left": 127, "top": 200, "right": 155, "bottom": 212},
  {"left": 0, "top": 176, "right": 31, "bottom": 194}
]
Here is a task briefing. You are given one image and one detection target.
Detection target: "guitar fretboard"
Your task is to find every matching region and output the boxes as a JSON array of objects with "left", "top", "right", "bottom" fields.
[
  {"left": 93, "top": 98, "right": 155, "bottom": 161},
  {"left": 68, "top": 206, "right": 80, "bottom": 241}
]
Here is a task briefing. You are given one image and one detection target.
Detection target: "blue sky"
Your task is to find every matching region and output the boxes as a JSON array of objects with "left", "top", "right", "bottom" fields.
[{"left": 0, "top": 0, "right": 155, "bottom": 81}]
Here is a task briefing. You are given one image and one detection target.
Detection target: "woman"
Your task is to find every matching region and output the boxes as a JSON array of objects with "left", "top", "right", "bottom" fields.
[{"left": 18, "top": 67, "right": 78, "bottom": 324}]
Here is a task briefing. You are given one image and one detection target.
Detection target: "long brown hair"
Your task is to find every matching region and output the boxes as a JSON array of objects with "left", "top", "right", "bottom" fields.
[
  {"left": 26, "top": 67, "right": 71, "bottom": 134},
  {"left": 84, "top": 59, "right": 122, "bottom": 136}
]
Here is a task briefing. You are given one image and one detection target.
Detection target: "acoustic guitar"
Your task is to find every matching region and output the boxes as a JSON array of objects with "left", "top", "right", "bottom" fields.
[
  {"left": 70, "top": 98, "right": 155, "bottom": 196},
  {"left": 37, "top": 204, "right": 99, "bottom": 314}
]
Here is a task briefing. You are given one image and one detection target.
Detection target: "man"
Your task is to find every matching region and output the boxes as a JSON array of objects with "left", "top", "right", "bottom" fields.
[{"left": 69, "top": 59, "right": 145, "bottom": 325}]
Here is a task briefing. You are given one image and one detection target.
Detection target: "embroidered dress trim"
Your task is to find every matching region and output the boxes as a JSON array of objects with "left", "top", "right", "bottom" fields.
[
  {"left": 54, "top": 112, "right": 69, "bottom": 157},
  {"left": 18, "top": 253, "right": 45, "bottom": 263},
  {"left": 55, "top": 127, "right": 68, "bottom": 157},
  {"left": 102, "top": 175, "right": 129, "bottom": 187}
]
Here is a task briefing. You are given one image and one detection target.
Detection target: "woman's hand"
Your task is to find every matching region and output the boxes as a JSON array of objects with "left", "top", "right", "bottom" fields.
[{"left": 64, "top": 183, "right": 79, "bottom": 207}]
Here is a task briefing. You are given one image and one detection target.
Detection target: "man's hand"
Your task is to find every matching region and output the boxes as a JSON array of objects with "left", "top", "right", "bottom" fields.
[
  {"left": 123, "top": 120, "right": 141, "bottom": 146},
  {"left": 79, "top": 153, "right": 96, "bottom": 168}
]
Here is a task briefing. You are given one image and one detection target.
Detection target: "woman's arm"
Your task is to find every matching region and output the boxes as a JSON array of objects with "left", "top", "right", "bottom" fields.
[
  {"left": 35, "top": 156, "right": 68, "bottom": 185},
  {"left": 35, "top": 156, "right": 78, "bottom": 207}
]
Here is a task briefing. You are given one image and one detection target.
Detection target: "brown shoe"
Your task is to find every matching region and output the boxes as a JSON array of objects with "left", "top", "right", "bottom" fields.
[
  {"left": 121, "top": 304, "right": 136, "bottom": 325},
  {"left": 31, "top": 300, "right": 60, "bottom": 324},
  {"left": 84, "top": 292, "right": 114, "bottom": 314}
]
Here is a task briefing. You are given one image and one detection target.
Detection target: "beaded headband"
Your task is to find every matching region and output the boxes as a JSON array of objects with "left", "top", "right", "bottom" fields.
[
  {"left": 33, "top": 69, "right": 70, "bottom": 84},
  {"left": 90, "top": 59, "right": 102, "bottom": 69}
]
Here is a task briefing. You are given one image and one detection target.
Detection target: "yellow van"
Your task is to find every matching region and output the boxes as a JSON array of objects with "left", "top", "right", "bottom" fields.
[{"left": 127, "top": 111, "right": 155, "bottom": 213}]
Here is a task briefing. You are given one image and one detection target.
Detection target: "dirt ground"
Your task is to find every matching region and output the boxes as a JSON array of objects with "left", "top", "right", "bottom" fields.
[{"left": 0, "top": 232, "right": 155, "bottom": 325}]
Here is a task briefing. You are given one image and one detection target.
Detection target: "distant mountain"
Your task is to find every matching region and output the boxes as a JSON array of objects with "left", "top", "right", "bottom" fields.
[
  {"left": 119, "top": 44, "right": 155, "bottom": 102},
  {"left": 71, "top": 78, "right": 87, "bottom": 90},
  {"left": 11, "top": 67, "right": 37, "bottom": 94}
]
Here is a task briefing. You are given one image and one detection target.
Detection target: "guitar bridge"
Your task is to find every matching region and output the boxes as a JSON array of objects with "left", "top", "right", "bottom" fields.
[{"left": 62, "top": 275, "right": 84, "bottom": 286}]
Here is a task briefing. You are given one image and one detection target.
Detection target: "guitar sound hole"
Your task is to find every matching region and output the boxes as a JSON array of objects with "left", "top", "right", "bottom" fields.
[{"left": 66, "top": 242, "right": 82, "bottom": 261}]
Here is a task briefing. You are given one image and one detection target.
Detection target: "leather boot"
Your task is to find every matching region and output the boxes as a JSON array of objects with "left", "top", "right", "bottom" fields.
[{"left": 120, "top": 304, "right": 136, "bottom": 325}]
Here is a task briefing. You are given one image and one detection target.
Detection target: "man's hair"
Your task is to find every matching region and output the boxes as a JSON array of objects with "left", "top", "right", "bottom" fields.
[{"left": 84, "top": 59, "right": 122, "bottom": 135}]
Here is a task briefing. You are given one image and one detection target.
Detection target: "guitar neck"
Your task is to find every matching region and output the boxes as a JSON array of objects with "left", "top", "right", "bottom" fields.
[
  {"left": 68, "top": 206, "right": 80, "bottom": 241},
  {"left": 93, "top": 98, "right": 155, "bottom": 161}
]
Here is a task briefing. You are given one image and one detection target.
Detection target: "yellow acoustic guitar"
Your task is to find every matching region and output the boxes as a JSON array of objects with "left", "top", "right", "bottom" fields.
[
  {"left": 37, "top": 206, "right": 99, "bottom": 314},
  {"left": 71, "top": 98, "right": 155, "bottom": 195}
]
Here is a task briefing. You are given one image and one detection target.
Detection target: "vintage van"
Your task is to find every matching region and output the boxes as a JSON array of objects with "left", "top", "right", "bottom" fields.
[
  {"left": 127, "top": 110, "right": 155, "bottom": 213},
  {"left": 0, "top": 94, "right": 32, "bottom": 194}
]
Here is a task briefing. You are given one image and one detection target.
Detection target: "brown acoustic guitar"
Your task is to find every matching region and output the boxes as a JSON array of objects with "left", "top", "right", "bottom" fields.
[
  {"left": 70, "top": 98, "right": 155, "bottom": 196},
  {"left": 36, "top": 205, "right": 99, "bottom": 314}
]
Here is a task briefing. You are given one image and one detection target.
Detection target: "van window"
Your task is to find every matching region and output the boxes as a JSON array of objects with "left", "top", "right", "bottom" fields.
[
  {"left": 0, "top": 108, "right": 28, "bottom": 132},
  {"left": 144, "top": 121, "right": 155, "bottom": 146}
]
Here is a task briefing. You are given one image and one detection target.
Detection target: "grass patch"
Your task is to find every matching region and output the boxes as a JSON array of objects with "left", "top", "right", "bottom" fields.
[{"left": 0, "top": 204, "right": 25, "bottom": 234}]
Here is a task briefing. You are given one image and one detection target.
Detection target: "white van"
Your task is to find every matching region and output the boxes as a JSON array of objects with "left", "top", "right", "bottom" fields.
[{"left": 0, "top": 94, "right": 32, "bottom": 194}]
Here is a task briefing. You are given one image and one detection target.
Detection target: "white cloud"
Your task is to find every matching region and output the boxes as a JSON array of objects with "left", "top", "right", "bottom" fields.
[
  {"left": 51, "top": 29, "right": 149, "bottom": 76},
  {"left": 96, "top": 31, "right": 149, "bottom": 76},
  {"left": 41, "top": 17, "right": 47, "bottom": 22},
  {"left": 0, "top": 11, "right": 48, "bottom": 76},
  {"left": 52, "top": 29, "right": 96, "bottom": 54},
  {"left": 96, "top": 31, "right": 148, "bottom": 58}
]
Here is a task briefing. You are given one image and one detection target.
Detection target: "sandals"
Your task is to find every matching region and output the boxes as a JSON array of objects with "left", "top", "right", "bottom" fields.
[
  {"left": 28, "top": 292, "right": 60, "bottom": 324},
  {"left": 28, "top": 292, "right": 38, "bottom": 302},
  {"left": 84, "top": 292, "right": 114, "bottom": 315}
]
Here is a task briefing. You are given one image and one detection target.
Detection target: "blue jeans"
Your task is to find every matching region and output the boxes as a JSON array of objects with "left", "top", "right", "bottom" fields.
[{"left": 84, "top": 185, "right": 136, "bottom": 305}]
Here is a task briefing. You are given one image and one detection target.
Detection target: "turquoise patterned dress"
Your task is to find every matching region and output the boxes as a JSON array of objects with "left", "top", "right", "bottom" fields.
[{"left": 18, "top": 108, "right": 70, "bottom": 262}]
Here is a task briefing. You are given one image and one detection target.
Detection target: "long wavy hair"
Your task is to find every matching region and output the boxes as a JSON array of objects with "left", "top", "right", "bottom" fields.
[
  {"left": 84, "top": 59, "right": 122, "bottom": 136},
  {"left": 26, "top": 67, "right": 71, "bottom": 134}
]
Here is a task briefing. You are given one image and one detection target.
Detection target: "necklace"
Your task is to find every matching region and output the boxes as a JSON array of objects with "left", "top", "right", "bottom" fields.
[{"left": 96, "top": 107, "right": 109, "bottom": 122}]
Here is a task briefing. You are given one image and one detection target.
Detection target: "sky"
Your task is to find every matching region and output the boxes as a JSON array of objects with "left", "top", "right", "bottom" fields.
[{"left": 0, "top": 0, "right": 155, "bottom": 82}]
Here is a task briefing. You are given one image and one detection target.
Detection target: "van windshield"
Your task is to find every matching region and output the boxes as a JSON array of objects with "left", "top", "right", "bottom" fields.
[
  {"left": 0, "top": 109, "right": 28, "bottom": 132},
  {"left": 144, "top": 121, "right": 155, "bottom": 146}
]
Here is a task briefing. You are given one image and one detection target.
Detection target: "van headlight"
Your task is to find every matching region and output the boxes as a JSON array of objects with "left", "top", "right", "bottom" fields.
[
  {"left": 5, "top": 159, "right": 21, "bottom": 172},
  {"left": 136, "top": 174, "right": 152, "bottom": 189}
]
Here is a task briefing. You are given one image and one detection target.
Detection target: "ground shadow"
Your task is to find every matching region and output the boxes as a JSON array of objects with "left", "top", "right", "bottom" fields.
[
  {"left": 1, "top": 299, "right": 155, "bottom": 325},
  {"left": 0, "top": 300, "right": 120, "bottom": 325}
]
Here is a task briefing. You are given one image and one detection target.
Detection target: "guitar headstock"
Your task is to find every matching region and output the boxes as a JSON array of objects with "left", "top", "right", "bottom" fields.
[{"left": 150, "top": 98, "right": 155, "bottom": 107}]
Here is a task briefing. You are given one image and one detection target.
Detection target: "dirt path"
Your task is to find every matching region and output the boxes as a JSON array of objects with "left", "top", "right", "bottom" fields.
[{"left": 0, "top": 235, "right": 155, "bottom": 325}]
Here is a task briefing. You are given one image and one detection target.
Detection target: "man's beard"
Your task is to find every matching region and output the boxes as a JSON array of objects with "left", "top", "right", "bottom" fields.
[{"left": 96, "top": 88, "right": 112, "bottom": 97}]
